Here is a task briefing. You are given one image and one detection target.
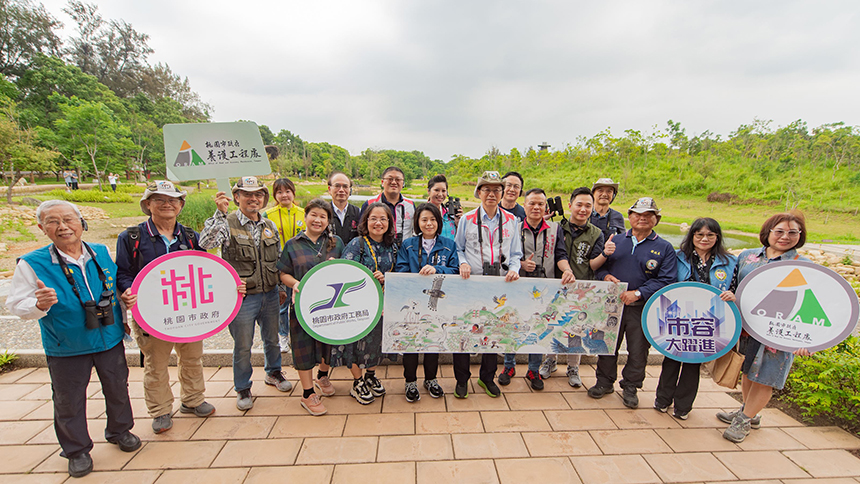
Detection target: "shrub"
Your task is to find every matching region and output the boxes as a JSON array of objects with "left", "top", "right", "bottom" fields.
[
  {"left": 784, "top": 335, "right": 860, "bottom": 426},
  {"left": 178, "top": 193, "right": 217, "bottom": 231},
  {"left": 0, "top": 351, "right": 17, "bottom": 368},
  {"left": 40, "top": 189, "right": 134, "bottom": 203}
]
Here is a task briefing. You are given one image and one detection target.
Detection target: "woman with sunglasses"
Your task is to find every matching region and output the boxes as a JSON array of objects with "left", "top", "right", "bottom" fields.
[{"left": 654, "top": 217, "right": 737, "bottom": 420}]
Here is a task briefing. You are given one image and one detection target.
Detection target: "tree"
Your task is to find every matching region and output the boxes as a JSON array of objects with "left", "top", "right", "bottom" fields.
[
  {"left": 0, "top": 0, "right": 62, "bottom": 77},
  {"left": 0, "top": 103, "right": 58, "bottom": 202}
]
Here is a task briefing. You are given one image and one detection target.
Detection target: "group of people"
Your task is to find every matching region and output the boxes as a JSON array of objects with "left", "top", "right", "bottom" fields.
[
  {"left": 7, "top": 167, "right": 814, "bottom": 478},
  {"left": 62, "top": 171, "right": 120, "bottom": 192}
]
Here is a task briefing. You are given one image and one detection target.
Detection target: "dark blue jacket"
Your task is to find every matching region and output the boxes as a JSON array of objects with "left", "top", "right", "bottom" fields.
[
  {"left": 590, "top": 207, "right": 625, "bottom": 240},
  {"left": 116, "top": 218, "right": 204, "bottom": 293},
  {"left": 595, "top": 229, "right": 677, "bottom": 302},
  {"left": 394, "top": 235, "right": 459, "bottom": 274}
]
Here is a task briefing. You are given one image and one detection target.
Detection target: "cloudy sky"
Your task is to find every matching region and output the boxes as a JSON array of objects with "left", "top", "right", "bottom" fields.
[{"left": 39, "top": 1, "right": 860, "bottom": 161}]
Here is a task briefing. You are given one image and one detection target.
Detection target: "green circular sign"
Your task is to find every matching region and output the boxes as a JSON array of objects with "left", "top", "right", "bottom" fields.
[{"left": 294, "top": 259, "right": 384, "bottom": 345}]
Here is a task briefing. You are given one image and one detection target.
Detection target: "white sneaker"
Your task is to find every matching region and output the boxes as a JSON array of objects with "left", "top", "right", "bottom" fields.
[
  {"left": 279, "top": 334, "right": 290, "bottom": 352},
  {"left": 567, "top": 366, "right": 582, "bottom": 388},
  {"left": 539, "top": 356, "right": 557, "bottom": 379}
]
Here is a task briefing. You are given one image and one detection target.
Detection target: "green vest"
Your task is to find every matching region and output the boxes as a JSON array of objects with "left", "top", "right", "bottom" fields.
[
  {"left": 558, "top": 219, "right": 602, "bottom": 280},
  {"left": 221, "top": 212, "right": 280, "bottom": 295}
]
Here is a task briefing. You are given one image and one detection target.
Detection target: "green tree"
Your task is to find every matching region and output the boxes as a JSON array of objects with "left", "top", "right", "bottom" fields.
[
  {"left": 0, "top": 103, "right": 58, "bottom": 202},
  {"left": 0, "top": 0, "right": 62, "bottom": 77}
]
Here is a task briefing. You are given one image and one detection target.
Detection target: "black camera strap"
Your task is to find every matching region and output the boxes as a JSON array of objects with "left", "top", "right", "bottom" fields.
[
  {"left": 53, "top": 242, "right": 108, "bottom": 306},
  {"left": 477, "top": 207, "right": 504, "bottom": 266}
]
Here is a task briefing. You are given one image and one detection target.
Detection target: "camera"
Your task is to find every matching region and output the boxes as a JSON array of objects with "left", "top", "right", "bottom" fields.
[
  {"left": 482, "top": 255, "right": 508, "bottom": 276},
  {"left": 445, "top": 196, "right": 461, "bottom": 216},
  {"left": 524, "top": 265, "right": 546, "bottom": 278},
  {"left": 394, "top": 233, "right": 404, "bottom": 246},
  {"left": 546, "top": 196, "right": 564, "bottom": 218},
  {"left": 84, "top": 291, "right": 115, "bottom": 329}
]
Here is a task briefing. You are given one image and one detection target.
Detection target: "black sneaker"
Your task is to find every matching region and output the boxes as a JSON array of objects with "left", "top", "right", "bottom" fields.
[
  {"left": 454, "top": 382, "right": 469, "bottom": 399},
  {"left": 673, "top": 410, "right": 690, "bottom": 420},
  {"left": 621, "top": 387, "right": 639, "bottom": 408},
  {"left": 364, "top": 373, "right": 386, "bottom": 397},
  {"left": 498, "top": 366, "right": 515, "bottom": 385},
  {"left": 424, "top": 379, "right": 444, "bottom": 398},
  {"left": 525, "top": 370, "right": 544, "bottom": 391},
  {"left": 478, "top": 378, "right": 501, "bottom": 397},
  {"left": 405, "top": 381, "right": 420, "bottom": 403},
  {"left": 107, "top": 432, "right": 141, "bottom": 452},
  {"left": 350, "top": 378, "right": 375, "bottom": 405},
  {"left": 587, "top": 384, "right": 614, "bottom": 399}
]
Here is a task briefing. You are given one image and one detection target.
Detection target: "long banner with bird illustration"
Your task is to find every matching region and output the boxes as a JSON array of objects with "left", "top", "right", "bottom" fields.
[{"left": 382, "top": 273, "right": 626, "bottom": 354}]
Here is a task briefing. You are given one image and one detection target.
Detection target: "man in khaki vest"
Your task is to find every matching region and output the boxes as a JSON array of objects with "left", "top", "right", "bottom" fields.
[{"left": 200, "top": 176, "right": 293, "bottom": 410}]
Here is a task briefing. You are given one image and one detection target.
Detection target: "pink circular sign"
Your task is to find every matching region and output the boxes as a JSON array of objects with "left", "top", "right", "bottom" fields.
[{"left": 130, "top": 251, "right": 242, "bottom": 343}]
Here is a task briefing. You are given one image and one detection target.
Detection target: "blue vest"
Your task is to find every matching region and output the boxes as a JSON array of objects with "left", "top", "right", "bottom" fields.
[
  {"left": 675, "top": 250, "right": 738, "bottom": 291},
  {"left": 21, "top": 243, "right": 124, "bottom": 357}
]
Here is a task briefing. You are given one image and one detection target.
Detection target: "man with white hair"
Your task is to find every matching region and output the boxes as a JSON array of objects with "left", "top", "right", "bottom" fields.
[{"left": 7, "top": 200, "right": 140, "bottom": 478}]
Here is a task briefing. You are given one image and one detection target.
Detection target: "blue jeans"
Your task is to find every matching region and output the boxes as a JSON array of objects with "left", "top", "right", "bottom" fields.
[
  {"left": 503, "top": 353, "right": 542, "bottom": 372},
  {"left": 278, "top": 288, "right": 291, "bottom": 337},
  {"left": 228, "top": 289, "right": 281, "bottom": 392}
]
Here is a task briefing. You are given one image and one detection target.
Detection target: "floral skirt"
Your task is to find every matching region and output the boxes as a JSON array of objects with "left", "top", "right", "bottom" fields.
[{"left": 328, "top": 317, "right": 384, "bottom": 369}]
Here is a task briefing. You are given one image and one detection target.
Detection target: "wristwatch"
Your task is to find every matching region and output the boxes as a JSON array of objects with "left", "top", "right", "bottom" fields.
[{"left": 634, "top": 290, "right": 641, "bottom": 298}]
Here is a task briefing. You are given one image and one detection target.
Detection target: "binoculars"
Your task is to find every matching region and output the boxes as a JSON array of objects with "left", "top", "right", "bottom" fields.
[
  {"left": 445, "top": 196, "right": 461, "bottom": 216},
  {"left": 84, "top": 291, "right": 115, "bottom": 329},
  {"left": 546, "top": 196, "right": 564, "bottom": 218}
]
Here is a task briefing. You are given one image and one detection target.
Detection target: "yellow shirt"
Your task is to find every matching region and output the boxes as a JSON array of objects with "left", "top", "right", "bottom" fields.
[{"left": 264, "top": 204, "right": 305, "bottom": 249}]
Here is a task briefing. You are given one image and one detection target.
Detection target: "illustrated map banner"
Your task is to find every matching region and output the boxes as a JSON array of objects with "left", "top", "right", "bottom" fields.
[
  {"left": 295, "top": 260, "right": 384, "bottom": 345},
  {"left": 642, "top": 282, "right": 742, "bottom": 364},
  {"left": 736, "top": 260, "right": 859, "bottom": 352},
  {"left": 130, "top": 252, "right": 242, "bottom": 343},
  {"left": 382, "top": 273, "right": 626, "bottom": 354},
  {"left": 163, "top": 122, "right": 271, "bottom": 189}
]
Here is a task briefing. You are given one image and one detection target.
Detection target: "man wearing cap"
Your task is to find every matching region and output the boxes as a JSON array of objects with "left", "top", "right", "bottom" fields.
[
  {"left": 455, "top": 170, "right": 523, "bottom": 399},
  {"left": 361, "top": 166, "right": 414, "bottom": 246},
  {"left": 7, "top": 200, "right": 139, "bottom": 478},
  {"left": 590, "top": 197, "right": 677, "bottom": 408},
  {"left": 590, "top": 178, "right": 625, "bottom": 240},
  {"left": 199, "top": 176, "right": 293, "bottom": 410},
  {"left": 116, "top": 181, "right": 219, "bottom": 434}
]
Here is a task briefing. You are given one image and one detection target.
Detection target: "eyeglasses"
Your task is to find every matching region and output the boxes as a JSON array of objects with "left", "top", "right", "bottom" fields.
[
  {"left": 771, "top": 229, "right": 802, "bottom": 238},
  {"left": 368, "top": 217, "right": 388, "bottom": 224},
  {"left": 149, "top": 197, "right": 182, "bottom": 206},
  {"left": 329, "top": 183, "right": 350, "bottom": 190},
  {"left": 480, "top": 187, "right": 503, "bottom": 194},
  {"left": 382, "top": 177, "right": 404, "bottom": 184},
  {"left": 693, "top": 233, "right": 716, "bottom": 240},
  {"left": 42, "top": 217, "right": 81, "bottom": 228},
  {"left": 504, "top": 183, "right": 521, "bottom": 191},
  {"left": 239, "top": 191, "right": 266, "bottom": 199}
]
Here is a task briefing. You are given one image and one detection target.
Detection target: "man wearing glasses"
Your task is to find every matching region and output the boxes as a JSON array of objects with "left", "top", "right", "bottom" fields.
[
  {"left": 327, "top": 171, "right": 360, "bottom": 244},
  {"left": 499, "top": 171, "right": 526, "bottom": 221},
  {"left": 455, "top": 170, "right": 523, "bottom": 399},
  {"left": 361, "top": 166, "right": 414, "bottom": 246},
  {"left": 200, "top": 176, "right": 293, "bottom": 411},
  {"left": 116, "top": 181, "right": 218, "bottom": 434}
]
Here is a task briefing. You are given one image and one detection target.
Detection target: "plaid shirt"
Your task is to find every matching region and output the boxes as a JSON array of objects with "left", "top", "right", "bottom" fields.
[
  {"left": 199, "top": 209, "right": 278, "bottom": 250},
  {"left": 277, "top": 232, "right": 344, "bottom": 280}
]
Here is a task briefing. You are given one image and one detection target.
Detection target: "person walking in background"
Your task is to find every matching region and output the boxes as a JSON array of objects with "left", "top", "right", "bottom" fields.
[{"left": 108, "top": 173, "right": 118, "bottom": 192}]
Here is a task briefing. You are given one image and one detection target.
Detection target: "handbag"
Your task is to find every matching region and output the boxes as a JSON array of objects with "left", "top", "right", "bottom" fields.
[{"left": 705, "top": 348, "right": 744, "bottom": 389}]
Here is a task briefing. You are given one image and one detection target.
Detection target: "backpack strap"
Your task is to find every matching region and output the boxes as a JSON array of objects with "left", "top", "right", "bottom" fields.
[
  {"left": 183, "top": 226, "right": 197, "bottom": 250},
  {"left": 127, "top": 226, "right": 141, "bottom": 272}
]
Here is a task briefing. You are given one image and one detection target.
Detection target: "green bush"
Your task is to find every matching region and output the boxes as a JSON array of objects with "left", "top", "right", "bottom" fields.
[
  {"left": 40, "top": 189, "right": 134, "bottom": 203},
  {"left": 784, "top": 336, "right": 860, "bottom": 426},
  {"left": 178, "top": 193, "right": 217, "bottom": 231},
  {"left": 112, "top": 184, "right": 145, "bottom": 194},
  {"left": 0, "top": 351, "right": 17, "bottom": 368}
]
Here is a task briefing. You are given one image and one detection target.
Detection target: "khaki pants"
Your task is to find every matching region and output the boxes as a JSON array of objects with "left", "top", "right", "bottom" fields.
[{"left": 132, "top": 320, "right": 206, "bottom": 418}]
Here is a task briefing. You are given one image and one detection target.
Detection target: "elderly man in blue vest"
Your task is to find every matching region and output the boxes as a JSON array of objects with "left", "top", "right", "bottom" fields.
[{"left": 7, "top": 200, "right": 140, "bottom": 478}]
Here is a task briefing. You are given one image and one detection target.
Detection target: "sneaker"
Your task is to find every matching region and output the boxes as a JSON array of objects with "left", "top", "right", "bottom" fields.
[
  {"left": 654, "top": 402, "right": 669, "bottom": 413},
  {"left": 151, "top": 414, "right": 173, "bottom": 434},
  {"left": 236, "top": 388, "right": 253, "bottom": 410},
  {"left": 673, "top": 411, "right": 689, "bottom": 420},
  {"left": 265, "top": 371, "right": 293, "bottom": 392},
  {"left": 722, "top": 412, "right": 751, "bottom": 443},
  {"left": 364, "top": 372, "right": 386, "bottom": 397},
  {"left": 107, "top": 432, "right": 141, "bottom": 452},
  {"left": 716, "top": 407, "right": 762, "bottom": 429},
  {"left": 566, "top": 366, "right": 582, "bottom": 388},
  {"left": 314, "top": 375, "right": 336, "bottom": 396},
  {"left": 350, "top": 378, "right": 375, "bottom": 405},
  {"left": 478, "top": 378, "right": 501, "bottom": 397},
  {"left": 68, "top": 452, "right": 93, "bottom": 478},
  {"left": 179, "top": 401, "right": 216, "bottom": 417},
  {"left": 540, "top": 357, "right": 557, "bottom": 379},
  {"left": 454, "top": 381, "right": 469, "bottom": 399},
  {"left": 621, "top": 387, "right": 639, "bottom": 408},
  {"left": 498, "top": 366, "right": 515, "bottom": 385},
  {"left": 424, "top": 379, "right": 445, "bottom": 398},
  {"left": 526, "top": 370, "right": 544, "bottom": 390},
  {"left": 587, "top": 384, "right": 614, "bottom": 399},
  {"left": 301, "top": 392, "right": 327, "bottom": 416},
  {"left": 405, "top": 381, "right": 420, "bottom": 402},
  {"left": 279, "top": 333, "right": 290, "bottom": 352}
]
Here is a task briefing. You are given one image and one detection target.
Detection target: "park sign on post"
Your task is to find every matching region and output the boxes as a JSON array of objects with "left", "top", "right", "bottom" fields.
[
  {"left": 736, "top": 260, "right": 859, "bottom": 352},
  {"left": 642, "top": 282, "right": 743, "bottom": 364},
  {"left": 163, "top": 121, "right": 271, "bottom": 193},
  {"left": 382, "top": 273, "right": 626, "bottom": 354},
  {"left": 295, "top": 260, "right": 384, "bottom": 345},
  {"left": 130, "top": 252, "right": 243, "bottom": 343}
]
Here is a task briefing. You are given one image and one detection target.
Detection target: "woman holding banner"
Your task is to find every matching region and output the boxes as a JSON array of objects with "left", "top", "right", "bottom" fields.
[
  {"left": 718, "top": 211, "right": 812, "bottom": 443},
  {"left": 278, "top": 198, "right": 344, "bottom": 416},
  {"left": 654, "top": 217, "right": 737, "bottom": 421},
  {"left": 334, "top": 202, "right": 397, "bottom": 405},
  {"left": 395, "top": 203, "right": 460, "bottom": 402}
]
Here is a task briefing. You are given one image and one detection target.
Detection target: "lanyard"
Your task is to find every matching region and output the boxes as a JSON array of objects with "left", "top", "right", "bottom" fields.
[
  {"left": 363, "top": 236, "right": 379, "bottom": 272},
  {"left": 477, "top": 207, "right": 504, "bottom": 265},
  {"left": 53, "top": 243, "right": 108, "bottom": 305}
]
